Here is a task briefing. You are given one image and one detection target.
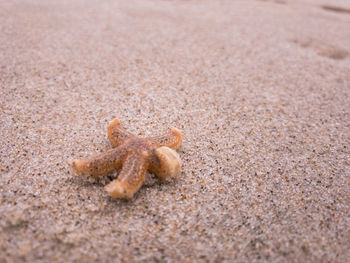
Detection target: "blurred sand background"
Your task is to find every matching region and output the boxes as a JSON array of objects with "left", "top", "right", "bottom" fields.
[{"left": 1, "top": 0, "right": 350, "bottom": 262}]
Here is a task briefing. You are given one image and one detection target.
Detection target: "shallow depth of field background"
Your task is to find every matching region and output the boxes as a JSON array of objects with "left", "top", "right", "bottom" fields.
[{"left": 1, "top": 0, "right": 349, "bottom": 262}]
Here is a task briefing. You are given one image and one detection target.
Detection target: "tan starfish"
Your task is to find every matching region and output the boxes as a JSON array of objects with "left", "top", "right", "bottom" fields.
[{"left": 72, "top": 118, "right": 182, "bottom": 199}]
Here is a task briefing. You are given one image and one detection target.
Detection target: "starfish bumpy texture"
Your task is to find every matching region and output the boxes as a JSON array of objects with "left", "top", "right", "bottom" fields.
[{"left": 72, "top": 118, "right": 182, "bottom": 199}]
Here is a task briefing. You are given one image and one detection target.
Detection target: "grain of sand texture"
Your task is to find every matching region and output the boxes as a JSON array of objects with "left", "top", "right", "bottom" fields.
[{"left": 1, "top": 0, "right": 350, "bottom": 262}]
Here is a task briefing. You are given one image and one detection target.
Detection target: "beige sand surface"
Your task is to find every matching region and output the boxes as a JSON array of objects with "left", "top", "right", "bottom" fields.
[{"left": 1, "top": 0, "right": 350, "bottom": 262}]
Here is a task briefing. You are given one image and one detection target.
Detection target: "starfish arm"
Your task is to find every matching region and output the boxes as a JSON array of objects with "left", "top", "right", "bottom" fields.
[
  {"left": 150, "top": 128, "right": 182, "bottom": 149},
  {"left": 107, "top": 118, "right": 136, "bottom": 147},
  {"left": 105, "top": 154, "right": 148, "bottom": 199},
  {"left": 72, "top": 146, "right": 127, "bottom": 176},
  {"left": 149, "top": 146, "right": 182, "bottom": 179}
]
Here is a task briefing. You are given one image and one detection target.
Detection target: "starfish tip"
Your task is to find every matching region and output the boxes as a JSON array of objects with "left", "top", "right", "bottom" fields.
[
  {"left": 109, "top": 118, "right": 121, "bottom": 127},
  {"left": 170, "top": 128, "right": 182, "bottom": 148},
  {"left": 171, "top": 127, "right": 182, "bottom": 136},
  {"left": 155, "top": 146, "right": 182, "bottom": 178},
  {"left": 105, "top": 181, "right": 133, "bottom": 199},
  {"left": 72, "top": 159, "right": 83, "bottom": 170}
]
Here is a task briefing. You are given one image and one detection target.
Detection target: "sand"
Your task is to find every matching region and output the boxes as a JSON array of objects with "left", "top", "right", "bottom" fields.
[{"left": 1, "top": 0, "right": 349, "bottom": 262}]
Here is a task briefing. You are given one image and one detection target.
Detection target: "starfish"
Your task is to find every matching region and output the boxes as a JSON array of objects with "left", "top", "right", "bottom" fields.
[{"left": 72, "top": 118, "right": 182, "bottom": 199}]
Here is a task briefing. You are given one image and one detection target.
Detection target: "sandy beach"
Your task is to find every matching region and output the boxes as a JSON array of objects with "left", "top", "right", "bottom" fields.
[{"left": 1, "top": 0, "right": 349, "bottom": 262}]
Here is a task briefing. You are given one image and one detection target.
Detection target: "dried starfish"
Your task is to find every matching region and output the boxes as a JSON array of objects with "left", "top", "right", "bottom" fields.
[{"left": 72, "top": 118, "right": 182, "bottom": 199}]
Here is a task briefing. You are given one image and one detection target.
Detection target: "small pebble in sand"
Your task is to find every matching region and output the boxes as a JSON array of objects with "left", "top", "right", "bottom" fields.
[{"left": 72, "top": 118, "right": 182, "bottom": 199}]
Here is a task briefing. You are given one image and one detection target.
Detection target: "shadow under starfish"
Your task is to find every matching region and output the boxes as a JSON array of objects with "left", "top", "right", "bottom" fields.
[{"left": 72, "top": 118, "right": 182, "bottom": 199}]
